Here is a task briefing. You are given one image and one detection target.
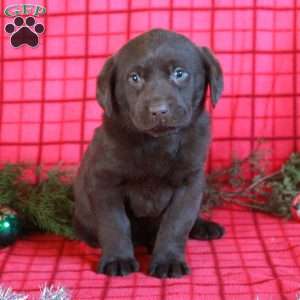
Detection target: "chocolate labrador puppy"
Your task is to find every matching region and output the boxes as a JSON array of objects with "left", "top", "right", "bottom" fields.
[{"left": 73, "top": 29, "right": 224, "bottom": 278}]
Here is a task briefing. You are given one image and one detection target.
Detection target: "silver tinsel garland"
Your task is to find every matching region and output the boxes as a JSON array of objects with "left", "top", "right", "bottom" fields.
[
  {"left": 0, "top": 285, "right": 71, "bottom": 300},
  {"left": 0, "top": 287, "right": 28, "bottom": 300},
  {"left": 39, "top": 285, "right": 70, "bottom": 300}
]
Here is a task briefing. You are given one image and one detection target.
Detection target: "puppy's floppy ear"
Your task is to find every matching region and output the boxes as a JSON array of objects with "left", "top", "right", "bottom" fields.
[
  {"left": 200, "top": 47, "right": 224, "bottom": 107},
  {"left": 96, "top": 56, "right": 115, "bottom": 117}
]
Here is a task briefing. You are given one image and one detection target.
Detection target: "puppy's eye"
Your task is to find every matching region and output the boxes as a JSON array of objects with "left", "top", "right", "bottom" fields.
[
  {"left": 172, "top": 68, "right": 189, "bottom": 82},
  {"left": 128, "top": 72, "right": 141, "bottom": 84}
]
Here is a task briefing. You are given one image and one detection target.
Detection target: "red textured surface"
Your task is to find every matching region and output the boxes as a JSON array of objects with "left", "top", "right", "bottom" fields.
[
  {"left": 0, "top": 207, "right": 299, "bottom": 300},
  {"left": 1, "top": 1, "right": 300, "bottom": 299},
  {"left": 0, "top": 0, "right": 299, "bottom": 170}
]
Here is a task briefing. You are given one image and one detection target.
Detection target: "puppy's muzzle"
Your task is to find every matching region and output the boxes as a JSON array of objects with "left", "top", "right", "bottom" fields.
[
  {"left": 149, "top": 102, "right": 170, "bottom": 122},
  {"left": 146, "top": 102, "right": 179, "bottom": 136}
]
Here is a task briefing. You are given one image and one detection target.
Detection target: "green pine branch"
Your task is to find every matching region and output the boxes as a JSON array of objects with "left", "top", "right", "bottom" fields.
[
  {"left": 0, "top": 164, "right": 75, "bottom": 239},
  {"left": 204, "top": 152, "right": 300, "bottom": 218}
]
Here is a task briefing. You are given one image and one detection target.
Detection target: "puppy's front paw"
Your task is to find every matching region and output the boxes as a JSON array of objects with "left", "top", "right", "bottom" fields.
[
  {"left": 97, "top": 257, "right": 139, "bottom": 276},
  {"left": 149, "top": 259, "right": 190, "bottom": 278}
]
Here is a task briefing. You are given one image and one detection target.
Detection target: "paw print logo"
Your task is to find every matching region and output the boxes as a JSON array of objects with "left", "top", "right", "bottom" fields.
[{"left": 4, "top": 16, "right": 45, "bottom": 48}]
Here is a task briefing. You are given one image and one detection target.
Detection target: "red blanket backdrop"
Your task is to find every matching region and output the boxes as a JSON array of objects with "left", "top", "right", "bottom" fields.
[
  {"left": 1, "top": 0, "right": 299, "bottom": 170},
  {"left": 0, "top": 0, "right": 300, "bottom": 300}
]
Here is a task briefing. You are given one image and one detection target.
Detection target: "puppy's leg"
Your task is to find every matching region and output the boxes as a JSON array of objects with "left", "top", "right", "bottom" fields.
[
  {"left": 73, "top": 217, "right": 99, "bottom": 248},
  {"left": 90, "top": 188, "right": 139, "bottom": 276},
  {"left": 189, "top": 218, "right": 225, "bottom": 240},
  {"left": 149, "top": 172, "right": 204, "bottom": 278}
]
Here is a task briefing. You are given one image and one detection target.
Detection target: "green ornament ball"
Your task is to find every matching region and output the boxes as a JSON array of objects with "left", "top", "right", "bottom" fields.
[{"left": 0, "top": 206, "right": 21, "bottom": 248}]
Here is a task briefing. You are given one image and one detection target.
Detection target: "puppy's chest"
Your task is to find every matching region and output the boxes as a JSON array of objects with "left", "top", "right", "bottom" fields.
[
  {"left": 131, "top": 140, "right": 179, "bottom": 177},
  {"left": 125, "top": 178, "right": 173, "bottom": 218},
  {"left": 124, "top": 142, "right": 180, "bottom": 218}
]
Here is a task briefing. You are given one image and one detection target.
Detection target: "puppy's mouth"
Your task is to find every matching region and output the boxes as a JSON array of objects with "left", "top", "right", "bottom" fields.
[{"left": 147, "top": 125, "right": 179, "bottom": 136}]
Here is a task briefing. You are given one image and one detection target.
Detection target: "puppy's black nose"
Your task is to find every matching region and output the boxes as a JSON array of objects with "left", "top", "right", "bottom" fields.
[{"left": 149, "top": 103, "right": 169, "bottom": 117}]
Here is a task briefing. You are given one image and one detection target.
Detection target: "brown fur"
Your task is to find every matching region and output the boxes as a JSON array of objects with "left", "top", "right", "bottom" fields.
[{"left": 73, "top": 29, "right": 225, "bottom": 278}]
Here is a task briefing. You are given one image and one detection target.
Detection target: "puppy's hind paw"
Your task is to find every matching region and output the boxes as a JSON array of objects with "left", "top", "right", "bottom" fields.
[
  {"left": 190, "top": 218, "right": 225, "bottom": 240},
  {"left": 97, "top": 257, "right": 139, "bottom": 276}
]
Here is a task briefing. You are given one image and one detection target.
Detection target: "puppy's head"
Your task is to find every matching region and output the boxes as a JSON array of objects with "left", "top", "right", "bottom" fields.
[{"left": 97, "top": 29, "right": 223, "bottom": 137}]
